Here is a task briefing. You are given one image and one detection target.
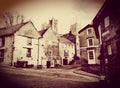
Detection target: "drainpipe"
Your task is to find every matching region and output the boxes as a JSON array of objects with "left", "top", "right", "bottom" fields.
[
  {"left": 37, "top": 37, "right": 40, "bottom": 67},
  {"left": 11, "top": 35, "right": 14, "bottom": 66}
]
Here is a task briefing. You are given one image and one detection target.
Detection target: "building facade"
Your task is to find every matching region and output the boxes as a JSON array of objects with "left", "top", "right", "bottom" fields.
[
  {"left": 93, "top": 0, "right": 120, "bottom": 86},
  {"left": 78, "top": 24, "right": 100, "bottom": 65},
  {"left": 39, "top": 18, "right": 75, "bottom": 67},
  {"left": 59, "top": 37, "right": 75, "bottom": 65},
  {"left": 39, "top": 27, "right": 59, "bottom": 67},
  {"left": 0, "top": 21, "right": 40, "bottom": 66}
]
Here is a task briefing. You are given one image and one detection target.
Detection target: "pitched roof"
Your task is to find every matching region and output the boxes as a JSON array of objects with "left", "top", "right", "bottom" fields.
[
  {"left": 78, "top": 24, "right": 93, "bottom": 33},
  {"left": 0, "top": 21, "right": 29, "bottom": 36},
  {"left": 61, "top": 31, "right": 76, "bottom": 43},
  {"left": 39, "top": 29, "right": 48, "bottom": 37},
  {"left": 59, "top": 37, "right": 74, "bottom": 45}
]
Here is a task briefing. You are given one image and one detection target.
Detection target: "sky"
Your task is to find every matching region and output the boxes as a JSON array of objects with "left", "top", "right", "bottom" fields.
[{"left": 11, "top": 0, "right": 105, "bottom": 34}]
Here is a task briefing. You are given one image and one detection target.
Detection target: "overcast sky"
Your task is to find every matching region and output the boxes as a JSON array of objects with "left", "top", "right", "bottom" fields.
[{"left": 12, "top": 0, "right": 105, "bottom": 34}]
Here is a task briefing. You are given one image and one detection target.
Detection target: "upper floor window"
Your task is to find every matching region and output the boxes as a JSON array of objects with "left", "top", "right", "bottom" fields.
[
  {"left": 64, "top": 50, "right": 69, "bottom": 57},
  {"left": 0, "top": 37, "right": 5, "bottom": 47},
  {"left": 27, "top": 37, "right": 32, "bottom": 45},
  {"left": 87, "top": 38, "right": 94, "bottom": 46},
  {"left": 26, "top": 48, "right": 31, "bottom": 57},
  {"left": 104, "top": 16, "right": 110, "bottom": 28},
  {"left": 107, "top": 45, "right": 112, "bottom": 55},
  {"left": 87, "top": 29, "right": 93, "bottom": 35},
  {"left": 0, "top": 49, "right": 4, "bottom": 62}
]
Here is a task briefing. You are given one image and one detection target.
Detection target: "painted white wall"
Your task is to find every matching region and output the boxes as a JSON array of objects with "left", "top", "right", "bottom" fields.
[
  {"left": 59, "top": 42, "right": 75, "bottom": 64},
  {"left": 3, "top": 36, "right": 13, "bottom": 65},
  {"left": 13, "top": 34, "right": 38, "bottom": 66}
]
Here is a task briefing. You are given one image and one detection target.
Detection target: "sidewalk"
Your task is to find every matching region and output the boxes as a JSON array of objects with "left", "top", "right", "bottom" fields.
[{"left": 73, "top": 68, "right": 100, "bottom": 79}]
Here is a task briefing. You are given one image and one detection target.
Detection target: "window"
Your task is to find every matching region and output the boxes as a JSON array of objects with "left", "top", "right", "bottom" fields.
[
  {"left": 87, "top": 29, "right": 93, "bottom": 35},
  {"left": 88, "top": 50, "right": 95, "bottom": 60},
  {"left": 26, "top": 48, "right": 31, "bottom": 57},
  {"left": 0, "top": 49, "right": 4, "bottom": 62},
  {"left": 47, "top": 50, "right": 52, "bottom": 57},
  {"left": 0, "top": 37, "right": 5, "bottom": 47},
  {"left": 27, "top": 37, "right": 32, "bottom": 45},
  {"left": 107, "top": 45, "right": 112, "bottom": 55},
  {"left": 104, "top": 16, "right": 109, "bottom": 28},
  {"left": 87, "top": 38, "right": 94, "bottom": 46},
  {"left": 64, "top": 50, "right": 69, "bottom": 57}
]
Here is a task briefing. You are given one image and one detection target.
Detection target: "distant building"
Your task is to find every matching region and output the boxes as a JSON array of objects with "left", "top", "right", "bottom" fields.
[
  {"left": 59, "top": 37, "right": 75, "bottom": 65},
  {"left": 93, "top": 0, "right": 120, "bottom": 85},
  {"left": 39, "top": 18, "right": 75, "bottom": 67},
  {"left": 39, "top": 26, "right": 59, "bottom": 67},
  {"left": 0, "top": 21, "right": 40, "bottom": 66},
  {"left": 78, "top": 24, "right": 100, "bottom": 65},
  {"left": 70, "top": 23, "right": 80, "bottom": 58}
]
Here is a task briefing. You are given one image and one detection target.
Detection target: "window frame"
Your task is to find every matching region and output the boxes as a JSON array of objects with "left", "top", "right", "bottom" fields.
[
  {"left": 87, "top": 50, "right": 95, "bottom": 60},
  {"left": 104, "top": 16, "right": 110, "bottom": 28},
  {"left": 27, "top": 37, "right": 32, "bottom": 45},
  {"left": 26, "top": 48, "right": 32, "bottom": 57},
  {"left": 87, "top": 28, "right": 93, "bottom": 35},
  {"left": 87, "top": 38, "right": 94, "bottom": 47},
  {"left": 107, "top": 44, "right": 112, "bottom": 55},
  {"left": 0, "top": 37, "right": 5, "bottom": 47},
  {"left": 0, "top": 49, "right": 4, "bottom": 62}
]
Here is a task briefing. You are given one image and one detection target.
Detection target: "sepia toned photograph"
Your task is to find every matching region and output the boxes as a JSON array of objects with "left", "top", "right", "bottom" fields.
[{"left": 0, "top": 0, "right": 120, "bottom": 88}]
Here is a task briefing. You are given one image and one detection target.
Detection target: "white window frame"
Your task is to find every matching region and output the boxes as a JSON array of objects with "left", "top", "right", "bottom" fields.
[
  {"left": 107, "top": 45, "right": 112, "bottom": 55},
  {"left": 87, "top": 50, "right": 95, "bottom": 64},
  {"left": 87, "top": 38, "right": 94, "bottom": 47},
  {"left": 104, "top": 16, "right": 110, "bottom": 28},
  {"left": 0, "top": 38, "right": 2, "bottom": 47},
  {"left": 87, "top": 28, "right": 93, "bottom": 35}
]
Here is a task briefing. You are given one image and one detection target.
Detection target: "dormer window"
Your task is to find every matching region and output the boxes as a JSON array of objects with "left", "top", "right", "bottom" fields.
[{"left": 27, "top": 37, "right": 32, "bottom": 45}]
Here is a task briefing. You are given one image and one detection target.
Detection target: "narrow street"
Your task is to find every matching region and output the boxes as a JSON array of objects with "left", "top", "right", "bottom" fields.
[{"left": 0, "top": 66, "right": 101, "bottom": 88}]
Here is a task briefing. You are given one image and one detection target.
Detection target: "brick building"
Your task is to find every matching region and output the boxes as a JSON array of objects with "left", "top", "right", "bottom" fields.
[
  {"left": 93, "top": 0, "right": 120, "bottom": 86},
  {"left": 78, "top": 24, "right": 100, "bottom": 65}
]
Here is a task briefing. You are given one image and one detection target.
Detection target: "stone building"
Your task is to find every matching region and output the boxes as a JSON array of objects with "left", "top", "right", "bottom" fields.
[
  {"left": 0, "top": 21, "right": 40, "bottom": 66},
  {"left": 78, "top": 24, "right": 100, "bottom": 65},
  {"left": 38, "top": 18, "right": 75, "bottom": 67},
  {"left": 93, "top": 0, "right": 120, "bottom": 86},
  {"left": 38, "top": 25, "right": 59, "bottom": 67}
]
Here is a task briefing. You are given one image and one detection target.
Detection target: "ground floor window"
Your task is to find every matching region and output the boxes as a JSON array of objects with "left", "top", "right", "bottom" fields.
[
  {"left": 88, "top": 50, "right": 95, "bottom": 60},
  {"left": 87, "top": 50, "right": 95, "bottom": 64},
  {"left": 0, "top": 49, "right": 4, "bottom": 62}
]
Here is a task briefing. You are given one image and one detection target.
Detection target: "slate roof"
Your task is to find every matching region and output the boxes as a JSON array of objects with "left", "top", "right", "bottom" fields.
[
  {"left": 0, "top": 21, "right": 29, "bottom": 36},
  {"left": 61, "top": 31, "right": 76, "bottom": 43}
]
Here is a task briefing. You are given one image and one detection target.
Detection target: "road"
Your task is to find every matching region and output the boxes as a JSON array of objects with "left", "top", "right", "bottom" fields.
[{"left": 0, "top": 66, "right": 102, "bottom": 88}]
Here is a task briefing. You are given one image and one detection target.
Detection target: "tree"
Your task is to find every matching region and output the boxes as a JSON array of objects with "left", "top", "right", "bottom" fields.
[{"left": 2, "top": 11, "right": 24, "bottom": 27}]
